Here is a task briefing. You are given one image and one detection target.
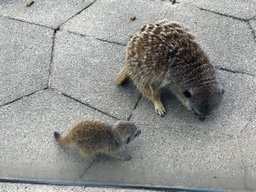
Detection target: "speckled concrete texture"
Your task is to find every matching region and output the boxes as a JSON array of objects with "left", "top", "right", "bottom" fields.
[
  {"left": 0, "top": 0, "right": 256, "bottom": 191},
  {"left": 0, "top": 16, "right": 53, "bottom": 106},
  {"left": 49, "top": 31, "right": 140, "bottom": 120},
  {"left": 61, "top": 0, "right": 171, "bottom": 44},
  {"left": 0, "top": 0, "right": 95, "bottom": 29},
  {"left": 178, "top": 0, "right": 256, "bottom": 20}
]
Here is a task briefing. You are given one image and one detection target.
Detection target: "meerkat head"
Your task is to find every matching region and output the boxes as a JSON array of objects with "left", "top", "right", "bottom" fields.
[
  {"left": 183, "top": 85, "right": 224, "bottom": 120},
  {"left": 113, "top": 121, "right": 141, "bottom": 145}
]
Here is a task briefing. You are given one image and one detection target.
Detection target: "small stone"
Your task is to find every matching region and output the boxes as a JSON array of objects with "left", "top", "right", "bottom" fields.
[
  {"left": 130, "top": 16, "right": 136, "bottom": 21},
  {"left": 26, "top": 0, "right": 34, "bottom": 7}
]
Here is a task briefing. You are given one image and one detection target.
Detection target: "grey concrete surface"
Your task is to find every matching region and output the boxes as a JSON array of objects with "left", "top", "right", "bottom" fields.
[
  {"left": 250, "top": 20, "right": 256, "bottom": 32},
  {"left": 238, "top": 121, "right": 256, "bottom": 190},
  {"left": 0, "top": 0, "right": 256, "bottom": 191},
  {"left": 179, "top": 0, "right": 256, "bottom": 20},
  {"left": 0, "top": 0, "right": 95, "bottom": 29},
  {"left": 49, "top": 31, "right": 140, "bottom": 120},
  {"left": 0, "top": 16, "right": 53, "bottom": 106},
  {"left": 164, "top": 4, "right": 256, "bottom": 76},
  {"left": 0, "top": 183, "right": 167, "bottom": 192},
  {"left": 0, "top": 89, "right": 116, "bottom": 181},
  {"left": 61, "top": 0, "right": 171, "bottom": 44}
]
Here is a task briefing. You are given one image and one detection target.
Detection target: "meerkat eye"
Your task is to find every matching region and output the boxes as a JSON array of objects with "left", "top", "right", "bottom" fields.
[
  {"left": 222, "top": 89, "right": 225, "bottom": 95},
  {"left": 183, "top": 90, "right": 192, "bottom": 98},
  {"left": 126, "top": 137, "right": 131, "bottom": 144}
]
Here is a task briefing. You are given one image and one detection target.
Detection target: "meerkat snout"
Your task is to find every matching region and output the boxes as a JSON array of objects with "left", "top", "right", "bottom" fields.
[
  {"left": 54, "top": 120, "right": 141, "bottom": 161},
  {"left": 184, "top": 85, "right": 224, "bottom": 121}
]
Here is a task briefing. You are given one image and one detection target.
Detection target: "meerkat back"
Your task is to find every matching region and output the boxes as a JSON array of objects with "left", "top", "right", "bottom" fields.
[{"left": 116, "top": 20, "right": 223, "bottom": 120}]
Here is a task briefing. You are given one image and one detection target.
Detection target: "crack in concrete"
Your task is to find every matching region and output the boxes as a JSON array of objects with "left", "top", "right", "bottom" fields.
[
  {"left": 163, "top": 1, "right": 179, "bottom": 19},
  {"left": 127, "top": 94, "right": 142, "bottom": 121},
  {"left": 95, "top": 38, "right": 127, "bottom": 47},
  {"left": 65, "top": 30, "right": 127, "bottom": 47},
  {"left": 216, "top": 66, "right": 255, "bottom": 77}
]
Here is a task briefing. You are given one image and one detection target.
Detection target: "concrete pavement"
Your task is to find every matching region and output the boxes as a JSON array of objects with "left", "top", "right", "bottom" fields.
[{"left": 0, "top": 0, "right": 256, "bottom": 191}]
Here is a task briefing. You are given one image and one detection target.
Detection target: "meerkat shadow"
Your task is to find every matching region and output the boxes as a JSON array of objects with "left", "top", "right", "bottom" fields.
[
  {"left": 161, "top": 89, "right": 182, "bottom": 109},
  {"left": 95, "top": 153, "right": 132, "bottom": 162}
]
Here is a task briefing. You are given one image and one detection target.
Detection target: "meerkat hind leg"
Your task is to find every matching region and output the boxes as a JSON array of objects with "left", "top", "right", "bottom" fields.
[{"left": 116, "top": 66, "right": 130, "bottom": 86}]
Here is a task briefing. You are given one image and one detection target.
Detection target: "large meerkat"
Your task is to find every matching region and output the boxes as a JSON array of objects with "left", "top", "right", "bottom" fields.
[
  {"left": 54, "top": 120, "right": 141, "bottom": 161},
  {"left": 116, "top": 20, "right": 223, "bottom": 120}
]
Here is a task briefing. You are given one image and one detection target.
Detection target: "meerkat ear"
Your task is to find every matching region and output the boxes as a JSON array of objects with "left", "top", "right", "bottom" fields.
[{"left": 183, "top": 90, "right": 192, "bottom": 98}]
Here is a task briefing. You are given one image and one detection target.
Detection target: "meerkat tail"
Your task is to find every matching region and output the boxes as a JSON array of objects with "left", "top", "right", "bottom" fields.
[
  {"left": 54, "top": 132, "right": 72, "bottom": 146},
  {"left": 116, "top": 66, "right": 130, "bottom": 85}
]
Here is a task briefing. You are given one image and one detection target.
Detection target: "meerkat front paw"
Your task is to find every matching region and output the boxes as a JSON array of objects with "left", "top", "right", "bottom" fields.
[{"left": 154, "top": 102, "right": 166, "bottom": 117}]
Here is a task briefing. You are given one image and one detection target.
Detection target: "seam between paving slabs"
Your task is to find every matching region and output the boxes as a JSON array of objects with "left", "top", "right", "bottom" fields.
[
  {"left": 187, "top": 5, "right": 256, "bottom": 48},
  {"left": 0, "top": 89, "right": 44, "bottom": 108},
  {"left": 198, "top": 7, "right": 251, "bottom": 22},
  {"left": 47, "top": 28, "right": 59, "bottom": 88},
  {"left": 248, "top": 22, "right": 256, "bottom": 43},
  {"left": 127, "top": 94, "right": 142, "bottom": 121},
  {"left": 55, "top": 0, "right": 97, "bottom": 30},
  {"left": 2, "top": 15, "right": 55, "bottom": 30},
  {"left": 49, "top": 88, "right": 120, "bottom": 121}
]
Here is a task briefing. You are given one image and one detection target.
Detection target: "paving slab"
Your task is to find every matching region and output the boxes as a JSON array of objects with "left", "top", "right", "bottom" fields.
[
  {"left": 164, "top": 3, "right": 256, "bottom": 76},
  {"left": 49, "top": 30, "right": 141, "bottom": 120},
  {"left": 130, "top": 70, "right": 255, "bottom": 137},
  {"left": 0, "top": 89, "right": 116, "bottom": 181},
  {"left": 0, "top": 0, "right": 95, "bottom": 29},
  {"left": 81, "top": 123, "right": 243, "bottom": 190},
  {"left": 178, "top": 0, "right": 256, "bottom": 20},
  {"left": 0, "top": 16, "right": 53, "bottom": 106},
  {"left": 100, "top": 70, "right": 255, "bottom": 190},
  {"left": 61, "top": 0, "right": 171, "bottom": 45},
  {"left": 238, "top": 120, "right": 256, "bottom": 190}
]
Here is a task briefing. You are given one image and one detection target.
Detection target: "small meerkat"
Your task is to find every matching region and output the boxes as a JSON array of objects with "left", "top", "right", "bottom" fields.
[
  {"left": 116, "top": 20, "right": 223, "bottom": 120},
  {"left": 54, "top": 120, "right": 141, "bottom": 161}
]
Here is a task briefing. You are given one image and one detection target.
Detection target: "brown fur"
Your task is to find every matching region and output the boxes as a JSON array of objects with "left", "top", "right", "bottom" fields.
[
  {"left": 117, "top": 20, "right": 223, "bottom": 120},
  {"left": 54, "top": 120, "right": 141, "bottom": 161}
]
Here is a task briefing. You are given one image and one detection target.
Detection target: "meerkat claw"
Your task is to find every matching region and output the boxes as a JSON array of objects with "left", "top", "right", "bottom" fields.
[{"left": 155, "top": 108, "right": 166, "bottom": 117}]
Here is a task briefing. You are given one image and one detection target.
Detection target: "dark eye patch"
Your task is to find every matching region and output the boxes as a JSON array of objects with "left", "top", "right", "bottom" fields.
[{"left": 183, "top": 90, "right": 192, "bottom": 98}]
